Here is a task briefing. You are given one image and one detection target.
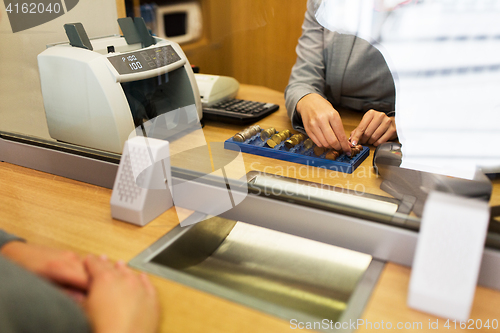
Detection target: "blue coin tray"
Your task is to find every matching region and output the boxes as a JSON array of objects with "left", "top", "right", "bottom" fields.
[{"left": 224, "top": 134, "right": 369, "bottom": 174}]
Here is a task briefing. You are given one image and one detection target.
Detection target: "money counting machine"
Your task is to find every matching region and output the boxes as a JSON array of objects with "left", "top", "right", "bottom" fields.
[{"left": 37, "top": 18, "right": 202, "bottom": 154}]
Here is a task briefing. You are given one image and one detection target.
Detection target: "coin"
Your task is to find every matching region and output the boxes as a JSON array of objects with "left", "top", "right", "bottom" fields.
[
  {"left": 233, "top": 124, "right": 262, "bottom": 142},
  {"left": 314, "top": 146, "right": 325, "bottom": 156},
  {"left": 260, "top": 127, "right": 276, "bottom": 141},
  {"left": 270, "top": 133, "right": 282, "bottom": 143},
  {"left": 284, "top": 133, "right": 306, "bottom": 149},
  {"left": 325, "top": 150, "right": 340, "bottom": 160},
  {"left": 270, "top": 130, "right": 291, "bottom": 145},
  {"left": 233, "top": 134, "right": 246, "bottom": 142},
  {"left": 267, "top": 138, "right": 278, "bottom": 148},
  {"left": 303, "top": 138, "right": 314, "bottom": 150},
  {"left": 284, "top": 138, "right": 296, "bottom": 149}
]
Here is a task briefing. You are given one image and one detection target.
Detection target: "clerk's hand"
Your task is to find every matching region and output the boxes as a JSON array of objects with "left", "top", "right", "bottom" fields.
[
  {"left": 296, "top": 93, "right": 351, "bottom": 155},
  {"left": 350, "top": 109, "right": 397, "bottom": 147},
  {"left": 1, "top": 241, "right": 89, "bottom": 302}
]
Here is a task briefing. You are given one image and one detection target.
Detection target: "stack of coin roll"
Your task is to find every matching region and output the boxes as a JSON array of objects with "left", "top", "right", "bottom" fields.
[
  {"left": 313, "top": 146, "right": 325, "bottom": 157},
  {"left": 260, "top": 127, "right": 277, "bottom": 141},
  {"left": 351, "top": 145, "right": 363, "bottom": 157},
  {"left": 325, "top": 150, "right": 340, "bottom": 160},
  {"left": 303, "top": 138, "right": 314, "bottom": 151},
  {"left": 267, "top": 129, "right": 291, "bottom": 148},
  {"left": 314, "top": 144, "right": 363, "bottom": 159},
  {"left": 284, "top": 133, "right": 307, "bottom": 149},
  {"left": 233, "top": 125, "right": 262, "bottom": 142}
]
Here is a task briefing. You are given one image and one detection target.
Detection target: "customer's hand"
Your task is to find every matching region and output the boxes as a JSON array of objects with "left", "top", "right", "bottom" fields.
[
  {"left": 296, "top": 93, "right": 351, "bottom": 155},
  {"left": 1, "top": 241, "right": 89, "bottom": 301},
  {"left": 84, "top": 255, "right": 160, "bottom": 333},
  {"left": 350, "top": 109, "right": 397, "bottom": 146}
]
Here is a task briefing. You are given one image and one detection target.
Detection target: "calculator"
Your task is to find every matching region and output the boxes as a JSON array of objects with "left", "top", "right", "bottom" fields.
[{"left": 202, "top": 98, "right": 279, "bottom": 124}]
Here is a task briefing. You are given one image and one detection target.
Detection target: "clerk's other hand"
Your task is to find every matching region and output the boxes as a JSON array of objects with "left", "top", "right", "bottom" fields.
[
  {"left": 84, "top": 255, "right": 160, "bottom": 333},
  {"left": 350, "top": 109, "right": 397, "bottom": 147},
  {"left": 0, "top": 241, "right": 89, "bottom": 302},
  {"left": 296, "top": 93, "right": 351, "bottom": 155}
]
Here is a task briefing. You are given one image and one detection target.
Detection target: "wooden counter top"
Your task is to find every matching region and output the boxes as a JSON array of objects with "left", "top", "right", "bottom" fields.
[{"left": 1, "top": 84, "right": 499, "bottom": 332}]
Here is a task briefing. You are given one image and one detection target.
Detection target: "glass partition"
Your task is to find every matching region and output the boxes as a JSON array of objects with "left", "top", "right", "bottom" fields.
[{"left": 1, "top": 0, "right": 499, "bottom": 247}]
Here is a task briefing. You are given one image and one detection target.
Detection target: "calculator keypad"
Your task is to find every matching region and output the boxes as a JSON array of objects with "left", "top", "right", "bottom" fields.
[{"left": 202, "top": 99, "right": 279, "bottom": 124}]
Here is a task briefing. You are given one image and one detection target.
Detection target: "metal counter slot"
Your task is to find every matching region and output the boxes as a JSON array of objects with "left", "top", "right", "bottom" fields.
[
  {"left": 250, "top": 175, "right": 399, "bottom": 216},
  {"left": 134, "top": 216, "right": 383, "bottom": 332}
]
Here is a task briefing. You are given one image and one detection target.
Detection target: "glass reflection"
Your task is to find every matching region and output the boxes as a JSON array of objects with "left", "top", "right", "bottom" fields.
[
  {"left": 312, "top": 0, "right": 500, "bottom": 173},
  {"left": 1, "top": 0, "right": 499, "bottom": 231}
]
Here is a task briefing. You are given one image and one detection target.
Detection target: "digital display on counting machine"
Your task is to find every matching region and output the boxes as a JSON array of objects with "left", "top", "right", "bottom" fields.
[{"left": 108, "top": 45, "right": 182, "bottom": 75}]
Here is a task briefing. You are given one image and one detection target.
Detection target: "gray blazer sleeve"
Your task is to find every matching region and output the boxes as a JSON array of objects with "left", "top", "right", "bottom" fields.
[
  {"left": 0, "top": 230, "right": 25, "bottom": 249},
  {"left": 0, "top": 230, "right": 90, "bottom": 332},
  {"left": 0, "top": 256, "right": 91, "bottom": 333},
  {"left": 284, "top": 0, "right": 327, "bottom": 132}
]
